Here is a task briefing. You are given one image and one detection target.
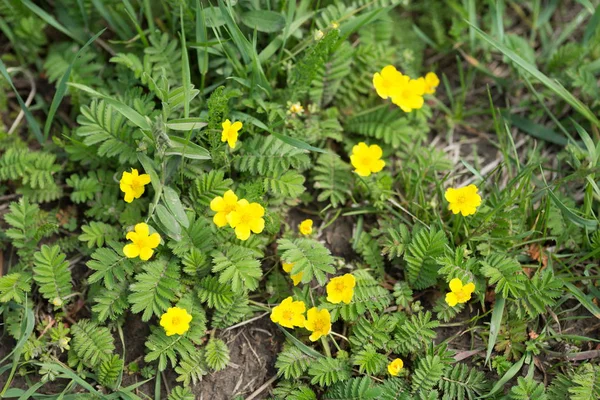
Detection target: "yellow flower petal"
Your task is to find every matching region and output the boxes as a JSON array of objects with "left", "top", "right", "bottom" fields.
[
  {"left": 135, "top": 223, "right": 149, "bottom": 236},
  {"left": 449, "top": 278, "right": 463, "bottom": 293},
  {"left": 213, "top": 212, "right": 229, "bottom": 228},
  {"left": 123, "top": 244, "right": 139, "bottom": 258},
  {"left": 445, "top": 292, "right": 458, "bottom": 307}
]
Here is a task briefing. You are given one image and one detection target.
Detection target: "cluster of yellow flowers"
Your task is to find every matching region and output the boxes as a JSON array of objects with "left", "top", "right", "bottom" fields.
[
  {"left": 270, "top": 273, "right": 355, "bottom": 341},
  {"left": 210, "top": 189, "right": 265, "bottom": 241},
  {"left": 118, "top": 169, "right": 193, "bottom": 336},
  {"left": 373, "top": 65, "right": 439, "bottom": 112}
]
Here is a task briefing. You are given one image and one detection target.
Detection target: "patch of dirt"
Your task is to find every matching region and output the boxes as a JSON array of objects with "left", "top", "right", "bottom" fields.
[
  {"left": 118, "top": 313, "right": 157, "bottom": 397},
  {"left": 192, "top": 316, "right": 282, "bottom": 400}
]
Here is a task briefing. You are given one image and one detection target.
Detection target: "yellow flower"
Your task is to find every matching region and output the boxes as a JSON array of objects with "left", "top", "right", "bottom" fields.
[
  {"left": 391, "top": 75, "right": 426, "bottom": 112},
  {"left": 123, "top": 223, "right": 161, "bottom": 261},
  {"left": 221, "top": 119, "right": 242, "bottom": 149},
  {"left": 387, "top": 358, "right": 404, "bottom": 376},
  {"left": 326, "top": 274, "right": 356, "bottom": 304},
  {"left": 52, "top": 297, "right": 63, "bottom": 307},
  {"left": 350, "top": 142, "right": 385, "bottom": 177},
  {"left": 373, "top": 65, "right": 403, "bottom": 100},
  {"left": 299, "top": 219, "right": 313, "bottom": 235},
  {"left": 423, "top": 72, "right": 440, "bottom": 95},
  {"left": 331, "top": 21, "right": 340, "bottom": 29},
  {"left": 120, "top": 168, "right": 151, "bottom": 203},
  {"left": 160, "top": 307, "right": 192, "bottom": 336},
  {"left": 282, "top": 262, "right": 303, "bottom": 286},
  {"left": 287, "top": 102, "right": 304, "bottom": 116},
  {"left": 304, "top": 307, "right": 331, "bottom": 341},
  {"left": 270, "top": 296, "right": 306, "bottom": 328},
  {"left": 445, "top": 278, "right": 475, "bottom": 307},
  {"left": 226, "top": 199, "right": 265, "bottom": 241},
  {"left": 210, "top": 190, "right": 238, "bottom": 228},
  {"left": 445, "top": 184, "right": 482, "bottom": 216},
  {"left": 314, "top": 29, "right": 324, "bottom": 40}
]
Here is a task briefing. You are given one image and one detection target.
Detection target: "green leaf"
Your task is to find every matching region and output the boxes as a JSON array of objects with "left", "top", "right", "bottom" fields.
[
  {"left": 277, "top": 238, "right": 335, "bottom": 285},
  {"left": 211, "top": 248, "right": 262, "bottom": 293},
  {"left": 241, "top": 10, "right": 286, "bottom": 33},
  {"left": 165, "top": 136, "right": 211, "bottom": 160},
  {"left": 166, "top": 118, "right": 208, "bottom": 131},
  {"left": 155, "top": 204, "right": 182, "bottom": 239},
  {"left": 548, "top": 188, "right": 598, "bottom": 229},
  {"left": 163, "top": 186, "right": 189, "bottom": 229},
  {"left": 44, "top": 29, "right": 106, "bottom": 138},
  {"left": 486, "top": 295, "right": 505, "bottom": 365}
]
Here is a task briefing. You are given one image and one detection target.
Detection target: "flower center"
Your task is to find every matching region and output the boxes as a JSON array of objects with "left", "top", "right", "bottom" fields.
[
  {"left": 456, "top": 195, "right": 466, "bottom": 204},
  {"left": 239, "top": 212, "right": 252, "bottom": 225},
  {"left": 360, "top": 156, "right": 372, "bottom": 166},
  {"left": 282, "top": 310, "right": 294, "bottom": 321},
  {"left": 335, "top": 282, "right": 346, "bottom": 292},
  {"left": 313, "top": 320, "right": 325, "bottom": 332},
  {"left": 130, "top": 178, "right": 142, "bottom": 191},
  {"left": 171, "top": 316, "right": 181, "bottom": 326}
]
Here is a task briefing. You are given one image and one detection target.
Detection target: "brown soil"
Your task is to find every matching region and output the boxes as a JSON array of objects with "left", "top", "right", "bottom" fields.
[{"left": 192, "top": 316, "right": 281, "bottom": 400}]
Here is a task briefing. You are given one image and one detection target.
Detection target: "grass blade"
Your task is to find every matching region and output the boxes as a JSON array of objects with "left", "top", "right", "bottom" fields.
[
  {"left": 565, "top": 282, "right": 600, "bottom": 319},
  {"left": 44, "top": 29, "right": 106, "bottom": 139},
  {"left": 181, "top": 6, "right": 191, "bottom": 118},
  {"left": 0, "top": 61, "right": 44, "bottom": 144},
  {"left": 485, "top": 295, "right": 504, "bottom": 365},
  {"left": 471, "top": 24, "right": 600, "bottom": 129},
  {"left": 20, "top": 0, "right": 84, "bottom": 44},
  {"left": 277, "top": 325, "right": 324, "bottom": 358}
]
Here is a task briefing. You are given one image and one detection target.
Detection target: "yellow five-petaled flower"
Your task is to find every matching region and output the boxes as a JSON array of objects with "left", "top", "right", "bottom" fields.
[
  {"left": 304, "top": 307, "right": 331, "bottom": 342},
  {"left": 160, "top": 307, "right": 192, "bottom": 336},
  {"left": 423, "top": 72, "right": 440, "bottom": 95},
  {"left": 391, "top": 75, "right": 425, "bottom": 113},
  {"left": 350, "top": 142, "right": 385, "bottom": 177},
  {"left": 445, "top": 278, "right": 475, "bottom": 307},
  {"left": 282, "top": 262, "right": 303, "bottom": 286},
  {"left": 270, "top": 296, "right": 306, "bottom": 328},
  {"left": 227, "top": 199, "right": 265, "bottom": 241},
  {"left": 210, "top": 190, "right": 238, "bottom": 228},
  {"left": 326, "top": 273, "right": 356, "bottom": 304},
  {"left": 299, "top": 219, "right": 313, "bottom": 235},
  {"left": 120, "top": 168, "right": 151, "bottom": 203},
  {"left": 387, "top": 358, "right": 404, "bottom": 376},
  {"left": 123, "top": 223, "right": 161, "bottom": 261},
  {"left": 445, "top": 184, "right": 482, "bottom": 216},
  {"left": 221, "top": 119, "right": 243, "bottom": 149},
  {"left": 373, "top": 65, "right": 404, "bottom": 100}
]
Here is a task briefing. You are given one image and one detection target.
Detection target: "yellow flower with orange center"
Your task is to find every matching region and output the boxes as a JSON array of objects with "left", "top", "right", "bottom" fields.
[
  {"left": 221, "top": 119, "right": 242, "bottom": 149},
  {"left": 373, "top": 65, "right": 403, "bottom": 99},
  {"left": 123, "top": 223, "right": 161, "bottom": 261},
  {"left": 120, "top": 168, "right": 151, "bottom": 203},
  {"left": 391, "top": 75, "right": 426, "bottom": 112},
  {"left": 445, "top": 278, "right": 475, "bottom": 307},
  {"left": 387, "top": 358, "right": 404, "bottom": 376},
  {"left": 282, "top": 262, "right": 303, "bottom": 286},
  {"left": 304, "top": 307, "right": 331, "bottom": 341},
  {"left": 160, "top": 307, "right": 192, "bottom": 336},
  {"left": 326, "top": 273, "right": 356, "bottom": 304},
  {"left": 210, "top": 190, "right": 238, "bottom": 228},
  {"left": 423, "top": 72, "right": 440, "bottom": 94},
  {"left": 226, "top": 199, "right": 265, "bottom": 241},
  {"left": 445, "top": 184, "right": 482, "bottom": 216},
  {"left": 270, "top": 296, "right": 306, "bottom": 328},
  {"left": 350, "top": 142, "right": 385, "bottom": 177},
  {"left": 299, "top": 219, "right": 313, "bottom": 235}
]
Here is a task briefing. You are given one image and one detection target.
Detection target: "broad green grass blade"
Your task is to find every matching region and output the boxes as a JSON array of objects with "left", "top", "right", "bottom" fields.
[
  {"left": 0, "top": 61, "right": 44, "bottom": 144},
  {"left": 484, "top": 354, "right": 526, "bottom": 397},
  {"left": 181, "top": 6, "right": 191, "bottom": 118},
  {"left": 565, "top": 282, "right": 600, "bottom": 319},
  {"left": 68, "top": 83, "right": 151, "bottom": 131},
  {"left": 471, "top": 24, "right": 600, "bottom": 128},
  {"left": 277, "top": 325, "right": 324, "bottom": 358},
  {"left": 196, "top": 0, "right": 209, "bottom": 77},
  {"left": 0, "top": 304, "right": 35, "bottom": 396},
  {"left": 583, "top": 4, "right": 600, "bottom": 44},
  {"left": 485, "top": 295, "right": 504, "bottom": 365},
  {"left": 547, "top": 189, "right": 598, "bottom": 229},
  {"left": 44, "top": 29, "right": 106, "bottom": 139},
  {"left": 36, "top": 362, "right": 103, "bottom": 395},
  {"left": 502, "top": 112, "right": 568, "bottom": 146},
  {"left": 21, "top": 0, "right": 84, "bottom": 43}
]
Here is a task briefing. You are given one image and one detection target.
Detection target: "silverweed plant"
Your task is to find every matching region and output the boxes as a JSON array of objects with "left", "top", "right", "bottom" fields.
[{"left": 1, "top": 1, "right": 600, "bottom": 399}]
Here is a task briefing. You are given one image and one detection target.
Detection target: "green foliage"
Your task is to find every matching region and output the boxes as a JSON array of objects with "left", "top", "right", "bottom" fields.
[
  {"left": 509, "top": 377, "right": 547, "bottom": 400},
  {"left": 411, "top": 353, "right": 448, "bottom": 393},
  {"left": 4, "top": 197, "right": 42, "bottom": 253},
  {"left": 352, "top": 345, "right": 387, "bottom": 375},
  {"left": 568, "top": 364, "right": 600, "bottom": 400},
  {"left": 96, "top": 355, "right": 123, "bottom": 389},
  {"left": 350, "top": 314, "right": 397, "bottom": 351},
  {"left": 439, "top": 363, "right": 489, "bottom": 399},
  {"left": 191, "top": 170, "right": 233, "bottom": 207},
  {"left": 211, "top": 248, "right": 262, "bottom": 293},
  {"left": 324, "top": 377, "right": 383, "bottom": 399},
  {"left": 312, "top": 153, "right": 353, "bottom": 208},
  {"left": 394, "top": 311, "right": 439, "bottom": 355},
  {"left": 0, "top": 272, "right": 32, "bottom": 303},
  {"left": 87, "top": 242, "right": 136, "bottom": 290},
  {"left": 66, "top": 174, "right": 102, "bottom": 204},
  {"left": 234, "top": 136, "right": 310, "bottom": 175},
  {"left": 197, "top": 275, "right": 235, "bottom": 310},
  {"left": 277, "top": 238, "right": 336, "bottom": 285},
  {"left": 78, "top": 221, "right": 119, "bottom": 249},
  {"left": 168, "top": 386, "right": 195, "bottom": 400},
  {"left": 175, "top": 351, "right": 208, "bottom": 386},
  {"left": 128, "top": 258, "right": 181, "bottom": 321},
  {"left": 70, "top": 319, "right": 115, "bottom": 369},
  {"left": 0, "top": 147, "right": 61, "bottom": 201},
  {"left": 145, "top": 328, "right": 195, "bottom": 372},
  {"left": 32, "top": 245, "right": 72, "bottom": 305},
  {"left": 481, "top": 254, "right": 526, "bottom": 298},
  {"left": 211, "top": 293, "right": 251, "bottom": 329},
  {"left": 308, "top": 357, "right": 352, "bottom": 386},
  {"left": 205, "top": 338, "right": 230, "bottom": 371},
  {"left": 404, "top": 227, "right": 448, "bottom": 289},
  {"left": 276, "top": 345, "right": 314, "bottom": 379}
]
